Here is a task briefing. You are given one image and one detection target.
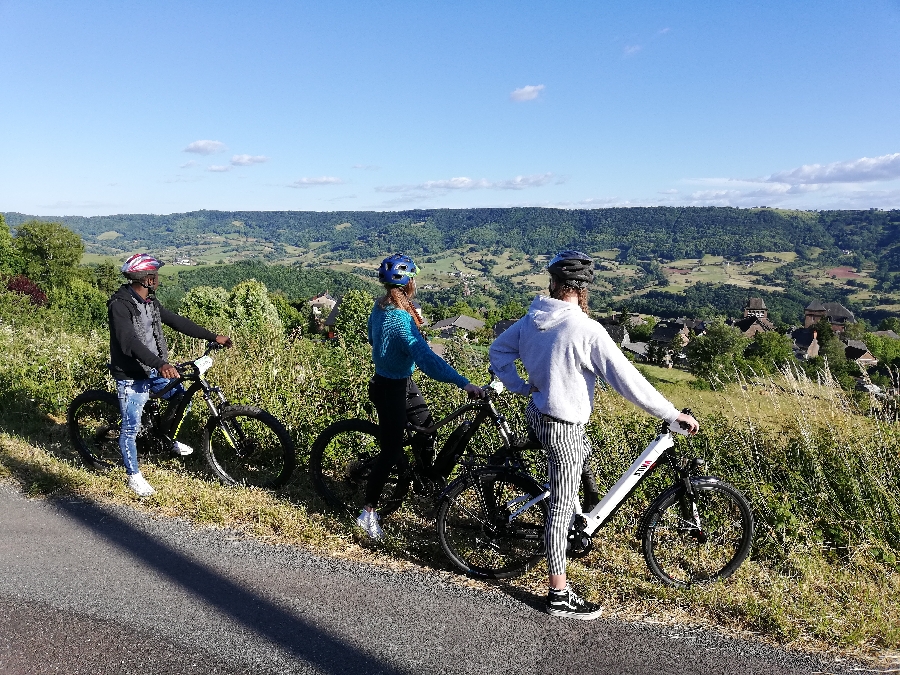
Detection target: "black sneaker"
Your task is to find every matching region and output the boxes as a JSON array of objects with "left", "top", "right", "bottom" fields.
[{"left": 546, "top": 585, "right": 603, "bottom": 620}]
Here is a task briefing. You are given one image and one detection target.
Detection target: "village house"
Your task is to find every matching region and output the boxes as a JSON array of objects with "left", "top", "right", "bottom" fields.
[
  {"left": 803, "top": 300, "right": 856, "bottom": 333},
  {"left": 431, "top": 314, "right": 485, "bottom": 338},
  {"left": 844, "top": 339, "right": 878, "bottom": 367}
]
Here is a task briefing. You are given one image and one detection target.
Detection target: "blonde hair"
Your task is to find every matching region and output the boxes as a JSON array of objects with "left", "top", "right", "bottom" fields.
[{"left": 378, "top": 281, "right": 424, "bottom": 327}]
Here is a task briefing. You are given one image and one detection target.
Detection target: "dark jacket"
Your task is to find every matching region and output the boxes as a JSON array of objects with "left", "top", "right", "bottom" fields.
[{"left": 108, "top": 285, "right": 217, "bottom": 380}]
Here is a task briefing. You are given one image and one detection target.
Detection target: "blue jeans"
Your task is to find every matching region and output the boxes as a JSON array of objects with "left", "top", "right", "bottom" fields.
[{"left": 116, "top": 370, "right": 184, "bottom": 475}]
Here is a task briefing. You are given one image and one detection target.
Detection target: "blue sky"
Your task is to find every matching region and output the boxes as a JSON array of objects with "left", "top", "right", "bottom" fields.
[{"left": 1, "top": 0, "right": 899, "bottom": 216}]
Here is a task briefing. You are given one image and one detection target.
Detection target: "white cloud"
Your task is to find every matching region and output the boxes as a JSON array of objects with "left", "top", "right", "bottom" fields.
[
  {"left": 510, "top": 85, "right": 545, "bottom": 102},
  {"left": 207, "top": 165, "right": 231, "bottom": 172},
  {"left": 184, "top": 140, "right": 227, "bottom": 155},
  {"left": 376, "top": 173, "right": 555, "bottom": 194},
  {"left": 623, "top": 45, "right": 642, "bottom": 56},
  {"left": 658, "top": 27, "right": 671, "bottom": 34},
  {"left": 762, "top": 152, "right": 900, "bottom": 185},
  {"left": 231, "top": 154, "right": 269, "bottom": 166},
  {"left": 352, "top": 164, "right": 380, "bottom": 170},
  {"left": 658, "top": 188, "right": 678, "bottom": 194},
  {"left": 180, "top": 160, "right": 199, "bottom": 169},
  {"left": 288, "top": 176, "right": 344, "bottom": 188}
]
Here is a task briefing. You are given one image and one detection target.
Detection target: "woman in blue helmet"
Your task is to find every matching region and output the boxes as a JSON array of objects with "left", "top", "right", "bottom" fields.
[{"left": 358, "top": 253, "right": 485, "bottom": 539}]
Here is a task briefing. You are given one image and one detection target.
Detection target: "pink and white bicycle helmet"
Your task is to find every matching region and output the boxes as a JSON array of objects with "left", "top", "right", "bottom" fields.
[{"left": 121, "top": 253, "right": 164, "bottom": 280}]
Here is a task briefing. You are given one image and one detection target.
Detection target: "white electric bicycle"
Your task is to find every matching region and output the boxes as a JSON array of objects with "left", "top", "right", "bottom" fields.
[{"left": 435, "top": 410, "right": 754, "bottom": 588}]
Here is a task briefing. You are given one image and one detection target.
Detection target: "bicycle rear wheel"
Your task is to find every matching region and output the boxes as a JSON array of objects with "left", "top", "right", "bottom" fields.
[
  {"left": 68, "top": 390, "right": 122, "bottom": 470},
  {"left": 203, "top": 405, "right": 295, "bottom": 489},
  {"left": 309, "top": 418, "right": 410, "bottom": 519},
  {"left": 642, "top": 478, "right": 754, "bottom": 588},
  {"left": 437, "top": 468, "right": 548, "bottom": 579}
]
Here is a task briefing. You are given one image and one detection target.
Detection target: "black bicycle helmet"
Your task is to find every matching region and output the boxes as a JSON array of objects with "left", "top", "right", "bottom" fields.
[{"left": 547, "top": 250, "right": 594, "bottom": 288}]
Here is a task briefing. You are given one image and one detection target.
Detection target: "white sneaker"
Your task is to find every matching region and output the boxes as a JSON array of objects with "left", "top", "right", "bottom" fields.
[
  {"left": 127, "top": 472, "right": 156, "bottom": 497},
  {"left": 356, "top": 509, "right": 384, "bottom": 540},
  {"left": 172, "top": 441, "right": 194, "bottom": 456}
]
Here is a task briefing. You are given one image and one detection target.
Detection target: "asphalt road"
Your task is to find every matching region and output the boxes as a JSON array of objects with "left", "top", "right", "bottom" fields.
[{"left": 0, "top": 484, "right": 866, "bottom": 675}]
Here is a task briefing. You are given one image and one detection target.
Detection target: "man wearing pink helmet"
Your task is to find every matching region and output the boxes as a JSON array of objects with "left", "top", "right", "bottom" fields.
[{"left": 109, "top": 253, "right": 231, "bottom": 496}]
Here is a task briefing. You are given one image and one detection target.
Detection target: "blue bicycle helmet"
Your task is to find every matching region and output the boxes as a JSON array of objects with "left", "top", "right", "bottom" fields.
[{"left": 378, "top": 253, "right": 420, "bottom": 286}]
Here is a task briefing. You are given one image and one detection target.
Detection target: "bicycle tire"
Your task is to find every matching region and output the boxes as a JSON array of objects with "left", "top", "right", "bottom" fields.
[
  {"left": 437, "top": 468, "right": 548, "bottom": 579},
  {"left": 309, "top": 418, "right": 410, "bottom": 519},
  {"left": 203, "top": 405, "right": 296, "bottom": 489},
  {"left": 68, "top": 390, "right": 122, "bottom": 470},
  {"left": 641, "top": 478, "right": 754, "bottom": 588}
]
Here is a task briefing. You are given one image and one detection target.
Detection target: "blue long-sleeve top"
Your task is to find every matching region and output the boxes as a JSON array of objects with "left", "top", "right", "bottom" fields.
[{"left": 367, "top": 302, "right": 469, "bottom": 388}]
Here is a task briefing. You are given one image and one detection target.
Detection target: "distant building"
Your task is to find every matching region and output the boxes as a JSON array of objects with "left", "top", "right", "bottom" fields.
[
  {"left": 731, "top": 315, "right": 775, "bottom": 338},
  {"left": 432, "top": 314, "right": 485, "bottom": 338},
  {"left": 603, "top": 324, "right": 630, "bottom": 347},
  {"left": 622, "top": 341, "right": 649, "bottom": 362},
  {"left": 844, "top": 340, "right": 878, "bottom": 367},
  {"left": 872, "top": 330, "right": 900, "bottom": 340},
  {"left": 804, "top": 300, "right": 855, "bottom": 333},
  {"left": 649, "top": 321, "right": 690, "bottom": 346},
  {"left": 492, "top": 319, "right": 518, "bottom": 338},
  {"left": 309, "top": 292, "right": 337, "bottom": 317},
  {"left": 744, "top": 297, "right": 768, "bottom": 319},
  {"left": 791, "top": 327, "right": 820, "bottom": 360}
]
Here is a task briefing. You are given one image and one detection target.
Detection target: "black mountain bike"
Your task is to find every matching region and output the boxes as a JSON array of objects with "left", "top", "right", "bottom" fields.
[
  {"left": 309, "top": 379, "right": 534, "bottom": 519},
  {"left": 436, "top": 412, "right": 755, "bottom": 588},
  {"left": 68, "top": 342, "right": 296, "bottom": 489}
]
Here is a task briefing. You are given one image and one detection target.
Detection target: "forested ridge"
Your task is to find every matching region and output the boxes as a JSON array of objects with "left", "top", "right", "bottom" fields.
[{"left": 5, "top": 207, "right": 900, "bottom": 267}]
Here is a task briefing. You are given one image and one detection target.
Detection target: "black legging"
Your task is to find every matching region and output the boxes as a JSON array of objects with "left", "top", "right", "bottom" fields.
[{"left": 365, "top": 374, "right": 435, "bottom": 508}]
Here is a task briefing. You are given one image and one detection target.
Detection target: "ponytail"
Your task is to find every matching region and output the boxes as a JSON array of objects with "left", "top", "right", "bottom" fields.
[{"left": 379, "top": 281, "right": 424, "bottom": 328}]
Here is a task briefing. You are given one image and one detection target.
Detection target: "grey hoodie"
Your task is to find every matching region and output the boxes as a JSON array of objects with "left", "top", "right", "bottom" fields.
[{"left": 489, "top": 295, "right": 679, "bottom": 425}]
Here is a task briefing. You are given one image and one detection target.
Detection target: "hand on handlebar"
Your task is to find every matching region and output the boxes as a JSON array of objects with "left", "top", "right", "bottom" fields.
[
  {"left": 674, "top": 412, "right": 699, "bottom": 435},
  {"left": 159, "top": 363, "right": 180, "bottom": 379},
  {"left": 214, "top": 335, "right": 233, "bottom": 348},
  {"left": 464, "top": 383, "right": 486, "bottom": 399}
]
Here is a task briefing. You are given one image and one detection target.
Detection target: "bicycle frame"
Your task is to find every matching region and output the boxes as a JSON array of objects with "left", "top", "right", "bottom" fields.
[
  {"left": 406, "top": 390, "right": 518, "bottom": 480},
  {"left": 505, "top": 421, "right": 696, "bottom": 538},
  {"left": 145, "top": 346, "right": 229, "bottom": 446}
]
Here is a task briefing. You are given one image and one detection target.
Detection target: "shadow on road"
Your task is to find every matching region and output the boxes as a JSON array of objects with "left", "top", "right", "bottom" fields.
[{"left": 1, "top": 455, "right": 407, "bottom": 675}]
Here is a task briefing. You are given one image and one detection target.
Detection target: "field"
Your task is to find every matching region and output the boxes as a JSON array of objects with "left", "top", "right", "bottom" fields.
[{"left": 78, "top": 220, "right": 900, "bottom": 318}]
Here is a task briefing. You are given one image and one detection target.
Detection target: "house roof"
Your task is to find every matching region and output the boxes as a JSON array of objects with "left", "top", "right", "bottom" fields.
[
  {"left": 806, "top": 300, "right": 827, "bottom": 312},
  {"left": 650, "top": 322, "right": 687, "bottom": 343},
  {"left": 822, "top": 302, "right": 855, "bottom": 322},
  {"left": 432, "top": 314, "right": 485, "bottom": 331},
  {"left": 746, "top": 297, "right": 767, "bottom": 310},
  {"left": 604, "top": 324, "right": 628, "bottom": 344},
  {"left": 493, "top": 318, "right": 518, "bottom": 337},
  {"left": 872, "top": 330, "right": 900, "bottom": 339},
  {"left": 791, "top": 327, "right": 818, "bottom": 349},
  {"left": 622, "top": 341, "right": 648, "bottom": 357},
  {"left": 734, "top": 316, "right": 775, "bottom": 334}
]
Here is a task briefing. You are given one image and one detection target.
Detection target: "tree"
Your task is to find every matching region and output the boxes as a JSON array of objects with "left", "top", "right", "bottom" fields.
[
  {"left": 179, "top": 286, "right": 231, "bottom": 334},
  {"left": 745, "top": 331, "right": 794, "bottom": 373},
  {"left": 334, "top": 289, "right": 374, "bottom": 346},
  {"left": 0, "top": 214, "right": 22, "bottom": 275},
  {"left": 685, "top": 321, "right": 749, "bottom": 383},
  {"left": 228, "top": 280, "right": 283, "bottom": 337},
  {"left": 14, "top": 220, "right": 84, "bottom": 290}
]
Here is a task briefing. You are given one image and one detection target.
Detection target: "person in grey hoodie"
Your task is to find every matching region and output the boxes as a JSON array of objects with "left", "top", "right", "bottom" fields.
[{"left": 489, "top": 250, "right": 698, "bottom": 620}]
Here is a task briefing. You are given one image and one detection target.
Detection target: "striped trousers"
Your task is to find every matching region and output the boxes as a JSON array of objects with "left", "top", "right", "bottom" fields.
[{"left": 525, "top": 400, "right": 592, "bottom": 576}]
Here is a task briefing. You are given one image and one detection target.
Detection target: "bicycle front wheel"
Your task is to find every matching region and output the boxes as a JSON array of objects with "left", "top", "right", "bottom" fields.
[
  {"left": 309, "top": 418, "right": 411, "bottom": 519},
  {"left": 203, "top": 405, "right": 295, "bottom": 489},
  {"left": 437, "top": 468, "right": 548, "bottom": 579},
  {"left": 68, "top": 390, "right": 122, "bottom": 470},
  {"left": 642, "top": 478, "right": 754, "bottom": 588}
]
